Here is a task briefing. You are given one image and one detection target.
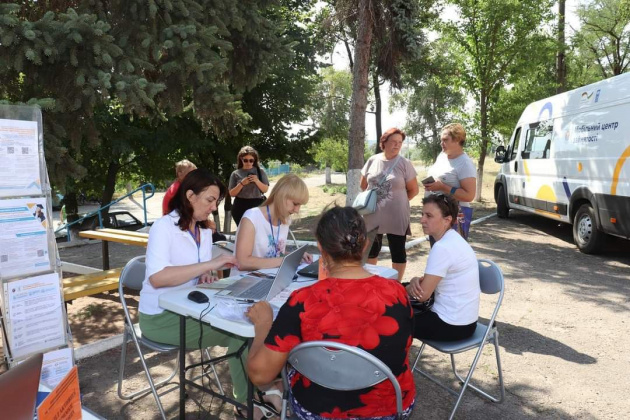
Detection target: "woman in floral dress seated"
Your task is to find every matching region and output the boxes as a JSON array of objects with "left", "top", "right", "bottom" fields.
[{"left": 246, "top": 206, "right": 416, "bottom": 419}]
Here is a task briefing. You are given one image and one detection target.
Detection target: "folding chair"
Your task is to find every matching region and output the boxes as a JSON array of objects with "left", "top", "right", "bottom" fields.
[
  {"left": 288, "top": 228, "right": 299, "bottom": 250},
  {"left": 280, "top": 341, "right": 404, "bottom": 420},
  {"left": 411, "top": 258, "right": 505, "bottom": 420},
  {"left": 117, "top": 256, "right": 224, "bottom": 419}
]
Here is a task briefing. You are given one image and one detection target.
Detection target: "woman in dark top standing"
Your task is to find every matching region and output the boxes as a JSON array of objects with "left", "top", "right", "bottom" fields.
[
  {"left": 228, "top": 146, "right": 270, "bottom": 226},
  {"left": 246, "top": 206, "right": 416, "bottom": 419}
]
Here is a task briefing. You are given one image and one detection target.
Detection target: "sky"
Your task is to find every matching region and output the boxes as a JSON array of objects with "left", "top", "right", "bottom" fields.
[{"left": 326, "top": 1, "right": 582, "bottom": 144}]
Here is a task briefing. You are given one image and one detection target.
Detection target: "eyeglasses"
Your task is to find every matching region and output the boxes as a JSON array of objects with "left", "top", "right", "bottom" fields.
[{"left": 242, "top": 158, "right": 254, "bottom": 163}]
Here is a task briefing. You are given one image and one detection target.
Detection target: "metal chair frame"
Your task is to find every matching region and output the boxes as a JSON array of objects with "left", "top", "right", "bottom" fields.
[
  {"left": 280, "top": 340, "right": 404, "bottom": 420},
  {"left": 116, "top": 256, "right": 224, "bottom": 419},
  {"left": 411, "top": 258, "right": 505, "bottom": 420}
]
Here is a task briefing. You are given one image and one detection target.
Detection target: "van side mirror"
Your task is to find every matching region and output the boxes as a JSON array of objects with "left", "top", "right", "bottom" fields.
[{"left": 494, "top": 145, "right": 506, "bottom": 163}]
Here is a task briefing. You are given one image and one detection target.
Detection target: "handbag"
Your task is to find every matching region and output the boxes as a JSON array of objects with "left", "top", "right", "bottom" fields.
[
  {"left": 256, "top": 166, "right": 267, "bottom": 200},
  {"left": 352, "top": 155, "right": 402, "bottom": 215},
  {"left": 353, "top": 188, "right": 378, "bottom": 215}
]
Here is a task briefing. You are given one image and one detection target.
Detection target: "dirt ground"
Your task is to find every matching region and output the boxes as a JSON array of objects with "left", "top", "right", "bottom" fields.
[
  {"left": 2, "top": 165, "right": 629, "bottom": 419},
  {"left": 14, "top": 210, "right": 626, "bottom": 419}
]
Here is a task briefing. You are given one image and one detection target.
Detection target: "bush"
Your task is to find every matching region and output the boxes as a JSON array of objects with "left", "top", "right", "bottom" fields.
[{"left": 321, "top": 184, "right": 347, "bottom": 195}]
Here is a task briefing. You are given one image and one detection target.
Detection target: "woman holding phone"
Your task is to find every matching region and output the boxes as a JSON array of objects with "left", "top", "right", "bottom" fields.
[
  {"left": 229, "top": 146, "right": 270, "bottom": 226},
  {"left": 424, "top": 123, "right": 476, "bottom": 240}
]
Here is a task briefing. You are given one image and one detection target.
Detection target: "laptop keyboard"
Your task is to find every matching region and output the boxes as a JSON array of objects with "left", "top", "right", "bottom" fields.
[{"left": 238, "top": 279, "right": 274, "bottom": 299}]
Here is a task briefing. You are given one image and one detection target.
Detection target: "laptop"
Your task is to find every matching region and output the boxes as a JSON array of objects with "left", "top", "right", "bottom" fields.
[
  {"left": 0, "top": 352, "right": 43, "bottom": 420},
  {"left": 218, "top": 246, "right": 307, "bottom": 301},
  {"left": 297, "top": 227, "right": 379, "bottom": 279}
]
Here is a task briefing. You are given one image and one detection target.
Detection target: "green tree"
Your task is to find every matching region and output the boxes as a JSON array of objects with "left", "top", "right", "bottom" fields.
[
  {"left": 573, "top": 0, "right": 630, "bottom": 78},
  {"left": 307, "top": 67, "right": 352, "bottom": 182},
  {"left": 69, "top": 0, "right": 322, "bottom": 218},
  {"left": 393, "top": 38, "right": 465, "bottom": 163},
  {"left": 492, "top": 35, "right": 558, "bottom": 142},
  {"left": 0, "top": 1, "right": 297, "bottom": 213},
  {"left": 313, "top": 136, "right": 349, "bottom": 172},
  {"left": 325, "top": 0, "right": 430, "bottom": 203},
  {"left": 443, "top": 0, "right": 553, "bottom": 201}
]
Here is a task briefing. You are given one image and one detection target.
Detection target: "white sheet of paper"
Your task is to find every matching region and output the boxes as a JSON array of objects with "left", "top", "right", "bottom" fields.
[
  {"left": 4, "top": 272, "right": 66, "bottom": 358},
  {"left": 0, "top": 197, "right": 51, "bottom": 277},
  {"left": 41, "top": 347, "right": 74, "bottom": 389},
  {"left": 0, "top": 118, "right": 42, "bottom": 197},
  {"left": 196, "top": 276, "right": 239, "bottom": 290}
]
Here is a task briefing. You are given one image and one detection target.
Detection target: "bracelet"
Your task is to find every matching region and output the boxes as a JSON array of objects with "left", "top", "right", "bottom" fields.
[{"left": 450, "top": 186, "right": 457, "bottom": 195}]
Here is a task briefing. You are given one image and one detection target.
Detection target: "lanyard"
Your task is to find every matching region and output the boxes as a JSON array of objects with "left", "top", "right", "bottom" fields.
[
  {"left": 188, "top": 224, "right": 201, "bottom": 263},
  {"left": 266, "top": 205, "right": 281, "bottom": 257}
]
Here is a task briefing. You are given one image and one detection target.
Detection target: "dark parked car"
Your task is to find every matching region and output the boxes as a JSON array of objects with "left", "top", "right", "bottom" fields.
[
  {"left": 56, "top": 211, "right": 151, "bottom": 241},
  {"left": 79, "top": 210, "right": 150, "bottom": 231}
]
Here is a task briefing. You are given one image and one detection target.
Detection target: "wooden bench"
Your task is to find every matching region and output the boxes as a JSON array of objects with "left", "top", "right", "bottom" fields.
[{"left": 63, "top": 267, "right": 123, "bottom": 302}]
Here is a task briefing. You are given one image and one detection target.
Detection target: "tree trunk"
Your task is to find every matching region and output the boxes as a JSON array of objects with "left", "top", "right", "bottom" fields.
[
  {"left": 373, "top": 70, "right": 382, "bottom": 153},
  {"left": 346, "top": 0, "right": 373, "bottom": 205},
  {"left": 476, "top": 93, "right": 489, "bottom": 202},
  {"left": 325, "top": 166, "right": 332, "bottom": 184},
  {"left": 101, "top": 160, "right": 121, "bottom": 224},
  {"left": 556, "top": 0, "right": 566, "bottom": 93}
]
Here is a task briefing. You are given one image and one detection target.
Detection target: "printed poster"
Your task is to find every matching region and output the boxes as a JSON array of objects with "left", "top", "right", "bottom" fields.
[
  {"left": 0, "top": 118, "right": 42, "bottom": 197},
  {"left": 4, "top": 273, "right": 66, "bottom": 359},
  {"left": 0, "top": 197, "right": 51, "bottom": 278},
  {"left": 41, "top": 347, "right": 74, "bottom": 389},
  {"left": 37, "top": 365, "right": 82, "bottom": 420}
]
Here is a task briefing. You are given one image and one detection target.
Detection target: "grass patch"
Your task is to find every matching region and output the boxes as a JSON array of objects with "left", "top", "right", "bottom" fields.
[
  {"left": 75, "top": 303, "right": 107, "bottom": 321},
  {"left": 321, "top": 184, "right": 347, "bottom": 195}
]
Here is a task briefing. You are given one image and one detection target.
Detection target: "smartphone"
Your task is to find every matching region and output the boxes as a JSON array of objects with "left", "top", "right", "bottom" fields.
[{"left": 421, "top": 176, "right": 435, "bottom": 185}]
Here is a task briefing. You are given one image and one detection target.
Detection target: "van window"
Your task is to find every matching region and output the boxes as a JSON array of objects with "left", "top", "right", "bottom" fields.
[
  {"left": 507, "top": 127, "right": 521, "bottom": 161},
  {"left": 523, "top": 120, "right": 552, "bottom": 159}
]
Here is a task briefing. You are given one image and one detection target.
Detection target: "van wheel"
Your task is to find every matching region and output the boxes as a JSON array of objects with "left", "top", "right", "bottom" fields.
[
  {"left": 497, "top": 185, "right": 509, "bottom": 219},
  {"left": 573, "top": 204, "right": 605, "bottom": 254}
]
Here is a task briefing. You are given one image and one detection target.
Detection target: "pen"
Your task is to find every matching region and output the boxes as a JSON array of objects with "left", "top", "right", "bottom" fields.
[{"left": 236, "top": 299, "right": 255, "bottom": 303}]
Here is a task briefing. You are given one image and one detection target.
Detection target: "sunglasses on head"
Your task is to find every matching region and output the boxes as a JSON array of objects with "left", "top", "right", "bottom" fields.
[{"left": 242, "top": 158, "right": 255, "bottom": 163}]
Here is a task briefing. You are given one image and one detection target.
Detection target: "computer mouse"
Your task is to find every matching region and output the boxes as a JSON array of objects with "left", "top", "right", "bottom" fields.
[{"left": 188, "top": 290, "right": 209, "bottom": 304}]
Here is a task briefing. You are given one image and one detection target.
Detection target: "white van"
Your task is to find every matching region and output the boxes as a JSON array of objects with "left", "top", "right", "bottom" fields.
[{"left": 493, "top": 72, "right": 630, "bottom": 253}]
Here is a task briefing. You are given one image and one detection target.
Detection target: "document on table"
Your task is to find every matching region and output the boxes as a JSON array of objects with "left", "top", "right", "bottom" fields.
[
  {"left": 196, "top": 276, "right": 240, "bottom": 290},
  {"left": 0, "top": 118, "right": 42, "bottom": 197},
  {"left": 3, "top": 273, "right": 66, "bottom": 359},
  {"left": 0, "top": 197, "right": 52, "bottom": 278},
  {"left": 41, "top": 347, "right": 74, "bottom": 389}
]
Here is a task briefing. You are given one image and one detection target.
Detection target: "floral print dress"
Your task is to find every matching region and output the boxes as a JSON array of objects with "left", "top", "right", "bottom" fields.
[{"left": 265, "top": 276, "right": 416, "bottom": 419}]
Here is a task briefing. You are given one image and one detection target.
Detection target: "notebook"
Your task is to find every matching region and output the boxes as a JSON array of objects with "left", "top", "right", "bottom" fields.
[
  {"left": 0, "top": 352, "right": 43, "bottom": 420},
  {"left": 296, "top": 226, "right": 379, "bottom": 279},
  {"left": 217, "top": 246, "right": 307, "bottom": 301}
]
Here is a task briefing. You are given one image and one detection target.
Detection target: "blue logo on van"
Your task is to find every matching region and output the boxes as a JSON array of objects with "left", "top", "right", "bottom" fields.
[
  {"left": 538, "top": 102, "right": 553, "bottom": 121},
  {"left": 595, "top": 89, "right": 601, "bottom": 103}
]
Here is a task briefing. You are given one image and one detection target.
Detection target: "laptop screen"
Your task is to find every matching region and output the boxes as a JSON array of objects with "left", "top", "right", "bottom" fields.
[
  {"left": 0, "top": 353, "right": 43, "bottom": 419},
  {"left": 266, "top": 245, "right": 307, "bottom": 300}
]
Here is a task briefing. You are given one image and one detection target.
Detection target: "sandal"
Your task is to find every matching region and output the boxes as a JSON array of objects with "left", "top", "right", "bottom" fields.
[
  {"left": 257, "top": 381, "right": 283, "bottom": 415},
  {"left": 234, "top": 400, "right": 279, "bottom": 420}
]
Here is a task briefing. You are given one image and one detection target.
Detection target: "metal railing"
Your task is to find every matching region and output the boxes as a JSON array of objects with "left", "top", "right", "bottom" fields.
[{"left": 55, "top": 183, "right": 155, "bottom": 241}]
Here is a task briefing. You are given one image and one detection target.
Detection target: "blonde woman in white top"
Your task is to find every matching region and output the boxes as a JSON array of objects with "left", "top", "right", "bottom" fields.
[{"left": 233, "top": 173, "right": 312, "bottom": 275}]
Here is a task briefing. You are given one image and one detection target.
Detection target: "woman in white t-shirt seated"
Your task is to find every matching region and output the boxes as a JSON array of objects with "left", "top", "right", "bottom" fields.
[
  {"left": 406, "top": 193, "right": 480, "bottom": 341},
  {"left": 232, "top": 173, "right": 312, "bottom": 275}
]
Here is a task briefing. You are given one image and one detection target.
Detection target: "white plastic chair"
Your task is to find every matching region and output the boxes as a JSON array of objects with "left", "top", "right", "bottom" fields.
[
  {"left": 116, "top": 256, "right": 223, "bottom": 419},
  {"left": 411, "top": 258, "right": 505, "bottom": 420},
  {"left": 280, "top": 340, "right": 404, "bottom": 419}
]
